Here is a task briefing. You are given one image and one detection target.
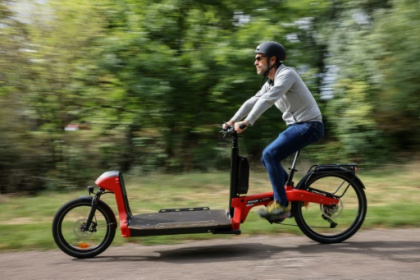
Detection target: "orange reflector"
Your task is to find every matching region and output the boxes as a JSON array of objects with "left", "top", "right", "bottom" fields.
[{"left": 78, "top": 242, "right": 90, "bottom": 249}]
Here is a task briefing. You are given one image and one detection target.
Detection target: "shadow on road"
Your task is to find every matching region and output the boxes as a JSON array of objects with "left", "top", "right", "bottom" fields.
[{"left": 78, "top": 239, "right": 420, "bottom": 264}]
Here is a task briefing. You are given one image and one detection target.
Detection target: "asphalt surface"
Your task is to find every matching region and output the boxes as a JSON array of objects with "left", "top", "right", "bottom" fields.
[{"left": 1, "top": 228, "right": 420, "bottom": 279}]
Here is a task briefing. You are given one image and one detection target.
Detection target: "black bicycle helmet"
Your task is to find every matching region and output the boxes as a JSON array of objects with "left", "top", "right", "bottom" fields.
[
  {"left": 255, "top": 41, "right": 286, "bottom": 85},
  {"left": 255, "top": 41, "right": 286, "bottom": 63}
]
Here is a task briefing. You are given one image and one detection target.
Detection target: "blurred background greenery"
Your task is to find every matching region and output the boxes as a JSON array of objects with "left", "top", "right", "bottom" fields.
[
  {"left": 1, "top": 164, "right": 419, "bottom": 250},
  {"left": 0, "top": 0, "right": 419, "bottom": 194}
]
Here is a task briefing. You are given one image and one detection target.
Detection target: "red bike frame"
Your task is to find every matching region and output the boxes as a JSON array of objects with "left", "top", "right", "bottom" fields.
[
  {"left": 95, "top": 155, "right": 339, "bottom": 237},
  {"left": 53, "top": 126, "right": 363, "bottom": 259},
  {"left": 230, "top": 186, "right": 339, "bottom": 230},
  {"left": 95, "top": 173, "right": 131, "bottom": 237}
]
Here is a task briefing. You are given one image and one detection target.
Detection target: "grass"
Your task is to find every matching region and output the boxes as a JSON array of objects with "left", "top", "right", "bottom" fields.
[{"left": 0, "top": 161, "right": 419, "bottom": 252}]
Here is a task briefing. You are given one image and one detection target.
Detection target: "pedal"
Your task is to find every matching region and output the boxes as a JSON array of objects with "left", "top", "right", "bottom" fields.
[
  {"left": 265, "top": 213, "right": 291, "bottom": 224},
  {"left": 267, "top": 217, "right": 286, "bottom": 224}
]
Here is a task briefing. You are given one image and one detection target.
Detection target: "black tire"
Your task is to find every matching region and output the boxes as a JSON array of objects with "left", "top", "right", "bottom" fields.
[
  {"left": 293, "top": 172, "right": 367, "bottom": 244},
  {"left": 52, "top": 197, "right": 117, "bottom": 258}
]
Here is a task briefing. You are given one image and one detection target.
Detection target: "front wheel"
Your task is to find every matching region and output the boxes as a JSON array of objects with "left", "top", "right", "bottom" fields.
[
  {"left": 52, "top": 197, "right": 116, "bottom": 258},
  {"left": 293, "top": 172, "right": 367, "bottom": 244}
]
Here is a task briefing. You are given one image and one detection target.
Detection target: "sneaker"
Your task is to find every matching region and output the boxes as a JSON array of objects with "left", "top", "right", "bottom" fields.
[{"left": 258, "top": 201, "right": 291, "bottom": 223}]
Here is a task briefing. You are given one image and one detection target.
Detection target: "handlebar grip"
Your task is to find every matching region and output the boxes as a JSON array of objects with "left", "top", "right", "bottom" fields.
[{"left": 239, "top": 124, "right": 247, "bottom": 130}]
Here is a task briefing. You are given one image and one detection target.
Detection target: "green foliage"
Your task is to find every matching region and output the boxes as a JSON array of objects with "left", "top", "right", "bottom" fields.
[
  {"left": 320, "top": 0, "right": 419, "bottom": 163},
  {"left": 367, "top": 0, "right": 420, "bottom": 150},
  {"left": 0, "top": 0, "right": 418, "bottom": 193}
]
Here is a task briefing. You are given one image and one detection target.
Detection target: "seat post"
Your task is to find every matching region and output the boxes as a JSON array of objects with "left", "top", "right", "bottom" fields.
[{"left": 286, "top": 150, "right": 300, "bottom": 187}]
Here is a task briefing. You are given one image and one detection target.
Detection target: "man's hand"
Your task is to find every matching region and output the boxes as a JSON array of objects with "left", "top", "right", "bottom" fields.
[
  {"left": 222, "top": 120, "right": 235, "bottom": 130},
  {"left": 234, "top": 121, "right": 250, "bottom": 134}
]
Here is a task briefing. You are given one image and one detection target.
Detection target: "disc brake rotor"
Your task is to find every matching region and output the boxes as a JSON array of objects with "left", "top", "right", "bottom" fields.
[{"left": 73, "top": 219, "right": 93, "bottom": 238}]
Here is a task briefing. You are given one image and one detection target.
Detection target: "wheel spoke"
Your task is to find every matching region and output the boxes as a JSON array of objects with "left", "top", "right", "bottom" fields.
[
  {"left": 294, "top": 172, "right": 367, "bottom": 243},
  {"left": 52, "top": 198, "right": 116, "bottom": 258}
]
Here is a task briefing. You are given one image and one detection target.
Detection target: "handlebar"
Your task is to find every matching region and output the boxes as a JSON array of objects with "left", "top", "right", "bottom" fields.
[
  {"left": 221, "top": 125, "right": 236, "bottom": 138},
  {"left": 221, "top": 123, "right": 247, "bottom": 138}
]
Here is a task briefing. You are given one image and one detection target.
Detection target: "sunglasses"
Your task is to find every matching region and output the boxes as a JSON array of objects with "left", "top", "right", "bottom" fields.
[{"left": 255, "top": 56, "right": 266, "bottom": 61}]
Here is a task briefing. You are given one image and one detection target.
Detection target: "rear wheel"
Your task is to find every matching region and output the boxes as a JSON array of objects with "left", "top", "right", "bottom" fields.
[
  {"left": 293, "top": 172, "right": 367, "bottom": 243},
  {"left": 52, "top": 197, "right": 116, "bottom": 258}
]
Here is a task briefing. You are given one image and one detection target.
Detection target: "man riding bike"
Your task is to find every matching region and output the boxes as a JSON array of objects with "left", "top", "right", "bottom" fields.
[{"left": 224, "top": 41, "right": 324, "bottom": 222}]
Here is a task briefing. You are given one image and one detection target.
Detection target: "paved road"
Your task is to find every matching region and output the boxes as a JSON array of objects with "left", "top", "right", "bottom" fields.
[{"left": 1, "top": 228, "right": 420, "bottom": 279}]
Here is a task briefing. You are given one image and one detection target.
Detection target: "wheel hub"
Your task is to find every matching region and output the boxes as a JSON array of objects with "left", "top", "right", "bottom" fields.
[
  {"left": 320, "top": 200, "right": 343, "bottom": 219},
  {"left": 73, "top": 219, "right": 94, "bottom": 238}
]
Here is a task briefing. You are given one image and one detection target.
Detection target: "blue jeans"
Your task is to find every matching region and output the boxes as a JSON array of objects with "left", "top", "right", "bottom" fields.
[{"left": 261, "top": 121, "right": 324, "bottom": 207}]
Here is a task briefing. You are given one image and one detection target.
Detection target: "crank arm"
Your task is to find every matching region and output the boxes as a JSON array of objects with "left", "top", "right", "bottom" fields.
[{"left": 322, "top": 214, "right": 337, "bottom": 228}]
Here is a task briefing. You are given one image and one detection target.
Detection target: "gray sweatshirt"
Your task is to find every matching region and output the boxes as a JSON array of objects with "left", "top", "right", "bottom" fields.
[{"left": 231, "top": 64, "right": 322, "bottom": 126}]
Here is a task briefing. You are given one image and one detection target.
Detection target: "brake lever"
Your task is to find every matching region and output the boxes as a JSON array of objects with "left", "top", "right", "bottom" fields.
[{"left": 221, "top": 122, "right": 233, "bottom": 139}]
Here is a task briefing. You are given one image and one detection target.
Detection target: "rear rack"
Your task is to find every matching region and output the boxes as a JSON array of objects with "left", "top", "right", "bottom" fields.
[{"left": 309, "top": 164, "right": 358, "bottom": 173}]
